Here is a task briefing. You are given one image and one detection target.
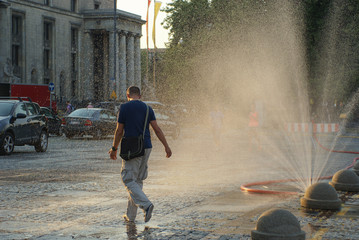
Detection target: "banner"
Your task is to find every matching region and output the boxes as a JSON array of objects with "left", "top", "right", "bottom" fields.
[
  {"left": 152, "top": 1, "right": 162, "bottom": 49},
  {"left": 146, "top": 0, "right": 152, "bottom": 50}
]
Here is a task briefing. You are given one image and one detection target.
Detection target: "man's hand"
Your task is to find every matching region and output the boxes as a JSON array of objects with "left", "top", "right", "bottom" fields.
[
  {"left": 165, "top": 146, "right": 172, "bottom": 158},
  {"left": 109, "top": 149, "right": 117, "bottom": 160},
  {"left": 150, "top": 120, "right": 172, "bottom": 158},
  {"left": 109, "top": 123, "right": 124, "bottom": 160}
]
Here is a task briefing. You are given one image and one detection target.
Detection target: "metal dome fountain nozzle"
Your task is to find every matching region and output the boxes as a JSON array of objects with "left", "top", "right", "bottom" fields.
[
  {"left": 353, "top": 160, "right": 359, "bottom": 176},
  {"left": 251, "top": 208, "right": 305, "bottom": 240},
  {"left": 329, "top": 169, "right": 359, "bottom": 192},
  {"left": 300, "top": 182, "right": 341, "bottom": 210}
]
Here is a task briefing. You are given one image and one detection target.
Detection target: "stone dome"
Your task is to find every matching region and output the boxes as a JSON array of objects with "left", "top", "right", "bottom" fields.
[
  {"left": 354, "top": 161, "right": 359, "bottom": 170},
  {"left": 300, "top": 182, "right": 341, "bottom": 210},
  {"left": 251, "top": 208, "right": 305, "bottom": 240},
  {"left": 354, "top": 161, "right": 359, "bottom": 176},
  {"left": 329, "top": 169, "right": 359, "bottom": 192}
]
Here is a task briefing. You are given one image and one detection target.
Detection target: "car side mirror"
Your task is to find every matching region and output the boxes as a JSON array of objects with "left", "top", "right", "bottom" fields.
[{"left": 16, "top": 113, "right": 27, "bottom": 119}]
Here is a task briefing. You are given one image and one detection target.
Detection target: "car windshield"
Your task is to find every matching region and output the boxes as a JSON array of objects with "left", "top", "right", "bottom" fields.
[
  {"left": 0, "top": 102, "right": 15, "bottom": 116},
  {"left": 69, "top": 108, "right": 97, "bottom": 117}
]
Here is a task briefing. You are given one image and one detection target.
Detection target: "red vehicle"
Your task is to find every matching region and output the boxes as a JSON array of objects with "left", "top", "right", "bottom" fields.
[{"left": 0, "top": 83, "right": 57, "bottom": 111}]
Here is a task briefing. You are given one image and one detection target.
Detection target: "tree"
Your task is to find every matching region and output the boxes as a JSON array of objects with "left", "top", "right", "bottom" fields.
[
  {"left": 163, "top": 0, "right": 212, "bottom": 46},
  {"left": 159, "top": 0, "right": 359, "bottom": 118},
  {"left": 304, "top": 0, "right": 359, "bottom": 110}
]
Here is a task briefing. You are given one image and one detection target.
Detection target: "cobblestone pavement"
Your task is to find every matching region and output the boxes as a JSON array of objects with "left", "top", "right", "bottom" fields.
[{"left": 0, "top": 128, "right": 358, "bottom": 239}]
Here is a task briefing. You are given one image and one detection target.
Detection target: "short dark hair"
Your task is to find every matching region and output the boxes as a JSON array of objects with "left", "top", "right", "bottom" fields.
[{"left": 127, "top": 86, "right": 141, "bottom": 96}]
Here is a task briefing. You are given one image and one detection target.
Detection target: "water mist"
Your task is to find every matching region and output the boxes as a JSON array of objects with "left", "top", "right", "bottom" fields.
[{"left": 167, "top": 0, "right": 359, "bottom": 193}]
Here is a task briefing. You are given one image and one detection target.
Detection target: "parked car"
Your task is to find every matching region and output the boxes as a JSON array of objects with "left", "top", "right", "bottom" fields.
[
  {"left": 143, "top": 101, "right": 180, "bottom": 139},
  {"left": 94, "top": 101, "right": 124, "bottom": 114},
  {"left": 39, "top": 107, "right": 62, "bottom": 136},
  {"left": 154, "top": 110, "right": 180, "bottom": 139},
  {"left": 143, "top": 101, "right": 166, "bottom": 111},
  {"left": 62, "top": 108, "right": 117, "bottom": 139},
  {"left": 0, "top": 97, "right": 48, "bottom": 155}
]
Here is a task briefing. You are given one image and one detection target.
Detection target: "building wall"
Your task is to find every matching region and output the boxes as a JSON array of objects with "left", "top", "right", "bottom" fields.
[
  {"left": 78, "top": 0, "right": 114, "bottom": 10},
  {"left": 5, "top": 1, "right": 83, "bottom": 101},
  {"left": 0, "top": 0, "right": 145, "bottom": 103}
]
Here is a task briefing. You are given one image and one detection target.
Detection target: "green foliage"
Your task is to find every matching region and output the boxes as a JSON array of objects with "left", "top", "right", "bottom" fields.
[
  {"left": 157, "top": 0, "right": 359, "bottom": 108},
  {"left": 304, "top": 0, "right": 359, "bottom": 106},
  {"left": 163, "top": 0, "right": 212, "bottom": 46},
  {"left": 160, "top": 0, "right": 269, "bottom": 103}
]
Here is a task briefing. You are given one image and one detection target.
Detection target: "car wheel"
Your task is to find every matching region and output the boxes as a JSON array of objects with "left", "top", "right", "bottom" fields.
[
  {"left": 35, "top": 130, "right": 48, "bottom": 152},
  {"left": 1, "top": 132, "right": 15, "bottom": 155},
  {"left": 93, "top": 128, "right": 102, "bottom": 140}
]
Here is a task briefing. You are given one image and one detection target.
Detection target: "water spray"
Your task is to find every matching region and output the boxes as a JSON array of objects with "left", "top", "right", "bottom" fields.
[
  {"left": 241, "top": 133, "right": 359, "bottom": 195},
  {"left": 241, "top": 158, "right": 357, "bottom": 195}
]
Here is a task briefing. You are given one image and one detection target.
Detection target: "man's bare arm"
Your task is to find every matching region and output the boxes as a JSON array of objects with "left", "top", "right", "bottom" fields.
[
  {"left": 109, "top": 122, "right": 124, "bottom": 160},
  {"left": 150, "top": 120, "right": 172, "bottom": 158}
]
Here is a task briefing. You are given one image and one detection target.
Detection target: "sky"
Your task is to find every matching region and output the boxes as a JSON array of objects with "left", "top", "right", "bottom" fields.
[{"left": 117, "top": 0, "right": 172, "bottom": 49}]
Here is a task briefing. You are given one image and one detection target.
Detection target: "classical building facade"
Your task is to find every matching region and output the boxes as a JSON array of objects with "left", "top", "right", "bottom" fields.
[{"left": 0, "top": 0, "right": 145, "bottom": 102}]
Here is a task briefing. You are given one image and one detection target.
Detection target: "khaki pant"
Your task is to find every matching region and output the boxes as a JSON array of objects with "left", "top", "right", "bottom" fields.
[{"left": 121, "top": 148, "right": 152, "bottom": 221}]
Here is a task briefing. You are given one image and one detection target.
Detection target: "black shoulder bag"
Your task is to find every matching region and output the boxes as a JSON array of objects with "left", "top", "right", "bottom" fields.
[{"left": 120, "top": 105, "right": 149, "bottom": 161}]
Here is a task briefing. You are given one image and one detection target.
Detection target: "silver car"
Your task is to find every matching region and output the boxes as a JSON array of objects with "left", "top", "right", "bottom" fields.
[{"left": 62, "top": 108, "right": 117, "bottom": 139}]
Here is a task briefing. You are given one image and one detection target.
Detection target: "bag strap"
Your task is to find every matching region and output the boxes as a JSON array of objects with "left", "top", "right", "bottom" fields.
[{"left": 142, "top": 104, "right": 149, "bottom": 139}]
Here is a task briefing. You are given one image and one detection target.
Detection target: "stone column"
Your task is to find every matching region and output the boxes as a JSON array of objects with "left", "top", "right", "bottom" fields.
[
  {"left": 119, "top": 31, "right": 127, "bottom": 100},
  {"left": 126, "top": 32, "right": 135, "bottom": 87},
  {"left": 134, "top": 34, "right": 141, "bottom": 88},
  {"left": 82, "top": 30, "right": 94, "bottom": 100},
  {"left": 109, "top": 30, "right": 119, "bottom": 99},
  {"left": 0, "top": 4, "right": 10, "bottom": 80}
]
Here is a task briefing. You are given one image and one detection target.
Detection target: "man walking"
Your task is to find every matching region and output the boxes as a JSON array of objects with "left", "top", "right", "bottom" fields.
[{"left": 109, "top": 86, "right": 172, "bottom": 223}]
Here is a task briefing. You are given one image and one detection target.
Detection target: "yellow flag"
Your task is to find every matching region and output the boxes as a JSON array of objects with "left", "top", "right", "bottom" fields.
[
  {"left": 152, "top": 1, "right": 162, "bottom": 49},
  {"left": 146, "top": 0, "right": 152, "bottom": 50}
]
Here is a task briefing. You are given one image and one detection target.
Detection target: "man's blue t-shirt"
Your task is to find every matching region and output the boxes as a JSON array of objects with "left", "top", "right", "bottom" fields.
[{"left": 118, "top": 100, "right": 156, "bottom": 149}]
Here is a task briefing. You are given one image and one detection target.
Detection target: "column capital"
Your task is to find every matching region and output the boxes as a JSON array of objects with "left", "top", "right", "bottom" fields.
[
  {"left": 0, "top": 0, "right": 11, "bottom": 8},
  {"left": 109, "top": 29, "right": 120, "bottom": 34},
  {"left": 126, "top": 32, "right": 135, "bottom": 38},
  {"left": 119, "top": 30, "right": 127, "bottom": 37}
]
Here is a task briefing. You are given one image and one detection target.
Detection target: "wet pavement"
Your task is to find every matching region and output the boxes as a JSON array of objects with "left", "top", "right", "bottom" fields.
[{"left": 0, "top": 127, "right": 358, "bottom": 239}]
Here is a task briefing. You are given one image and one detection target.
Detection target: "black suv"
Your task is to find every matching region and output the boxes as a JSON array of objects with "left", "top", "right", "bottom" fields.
[{"left": 0, "top": 97, "right": 48, "bottom": 155}]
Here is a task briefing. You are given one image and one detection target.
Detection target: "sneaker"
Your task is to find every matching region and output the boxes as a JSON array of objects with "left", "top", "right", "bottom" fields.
[
  {"left": 123, "top": 214, "right": 134, "bottom": 222},
  {"left": 144, "top": 204, "right": 154, "bottom": 223}
]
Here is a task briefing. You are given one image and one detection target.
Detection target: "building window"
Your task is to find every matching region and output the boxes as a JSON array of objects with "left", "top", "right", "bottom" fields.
[
  {"left": 44, "top": 0, "right": 49, "bottom": 6},
  {"left": 44, "top": 50, "right": 50, "bottom": 70},
  {"left": 94, "top": 4, "right": 100, "bottom": 9},
  {"left": 44, "top": 22, "right": 52, "bottom": 45},
  {"left": 11, "top": 14, "right": 23, "bottom": 78},
  {"left": 71, "top": 28, "right": 77, "bottom": 51},
  {"left": 71, "top": 27, "right": 78, "bottom": 97},
  {"left": 43, "top": 20, "right": 53, "bottom": 84},
  {"left": 71, "top": 0, "right": 77, "bottom": 12}
]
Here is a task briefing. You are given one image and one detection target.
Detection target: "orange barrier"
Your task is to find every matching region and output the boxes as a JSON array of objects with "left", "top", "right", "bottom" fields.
[{"left": 286, "top": 123, "right": 339, "bottom": 133}]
